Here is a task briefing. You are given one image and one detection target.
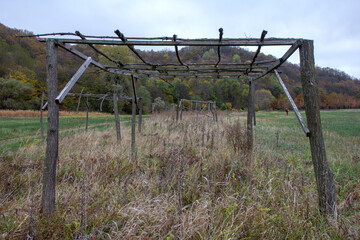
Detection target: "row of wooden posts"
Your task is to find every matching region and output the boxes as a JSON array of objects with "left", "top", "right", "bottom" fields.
[
  {"left": 176, "top": 99, "right": 218, "bottom": 122},
  {"left": 41, "top": 39, "right": 336, "bottom": 218}
]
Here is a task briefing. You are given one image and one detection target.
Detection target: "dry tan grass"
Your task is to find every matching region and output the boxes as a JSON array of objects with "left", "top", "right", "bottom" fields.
[
  {"left": 0, "top": 111, "right": 358, "bottom": 239},
  {"left": 0, "top": 110, "right": 111, "bottom": 118}
]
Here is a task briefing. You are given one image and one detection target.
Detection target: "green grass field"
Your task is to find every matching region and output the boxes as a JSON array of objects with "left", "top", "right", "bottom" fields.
[{"left": 0, "top": 114, "right": 143, "bottom": 153}]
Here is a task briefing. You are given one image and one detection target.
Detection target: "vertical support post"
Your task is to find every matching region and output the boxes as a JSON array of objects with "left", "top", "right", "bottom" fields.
[
  {"left": 131, "top": 95, "right": 136, "bottom": 161},
  {"left": 214, "top": 101, "right": 218, "bottom": 122},
  {"left": 113, "top": 93, "right": 121, "bottom": 142},
  {"left": 138, "top": 98, "right": 143, "bottom": 133},
  {"left": 251, "top": 80, "right": 256, "bottom": 126},
  {"left": 76, "top": 87, "right": 84, "bottom": 113},
  {"left": 300, "top": 40, "right": 336, "bottom": 217},
  {"left": 40, "top": 90, "right": 45, "bottom": 142},
  {"left": 85, "top": 97, "right": 89, "bottom": 132},
  {"left": 247, "top": 80, "right": 254, "bottom": 151},
  {"left": 41, "top": 39, "right": 58, "bottom": 216},
  {"left": 210, "top": 102, "right": 215, "bottom": 121},
  {"left": 180, "top": 100, "right": 183, "bottom": 121},
  {"left": 176, "top": 100, "right": 179, "bottom": 122}
]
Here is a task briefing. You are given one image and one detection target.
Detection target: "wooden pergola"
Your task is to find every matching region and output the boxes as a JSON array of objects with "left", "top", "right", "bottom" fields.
[{"left": 30, "top": 29, "right": 336, "bottom": 218}]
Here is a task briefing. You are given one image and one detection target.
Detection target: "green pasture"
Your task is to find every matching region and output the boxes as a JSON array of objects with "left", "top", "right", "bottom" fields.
[
  {"left": 253, "top": 109, "right": 359, "bottom": 180},
  {"left": 0, "top": 114, "right": 145, "bottom": 153}
]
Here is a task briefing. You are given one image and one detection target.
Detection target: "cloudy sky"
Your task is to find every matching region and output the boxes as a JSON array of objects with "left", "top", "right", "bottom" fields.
[{"left": 1, "top": 0, "right": 359, "bottom": 79}]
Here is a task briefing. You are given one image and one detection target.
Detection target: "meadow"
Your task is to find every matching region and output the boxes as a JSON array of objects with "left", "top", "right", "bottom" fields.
[
  {"left": 0, "top": 109, "right": 359, "bottom": 239},
  {"left": 0, "top": 111, "right": 135, "bottom": 153}
]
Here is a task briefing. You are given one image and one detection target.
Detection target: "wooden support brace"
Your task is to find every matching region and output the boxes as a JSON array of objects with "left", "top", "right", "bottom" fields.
[
  {"left": 55, "top": 57, "right": 92, "bottom": 104},
  {"left": 274, "top": 70, "right": 310, "bottom": 136}
]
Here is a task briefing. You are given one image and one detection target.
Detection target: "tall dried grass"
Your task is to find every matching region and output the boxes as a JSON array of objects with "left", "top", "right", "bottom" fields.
[
  {"left": 0, "top": 110, "right": 111, "bottom": 118},
  {"left": 0, "top": 111, "right": 358, "bottom": 239}
]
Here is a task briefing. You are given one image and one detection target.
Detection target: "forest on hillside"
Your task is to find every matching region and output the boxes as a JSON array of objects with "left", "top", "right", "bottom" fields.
[{"left": 1, "top": 23, "right": 360, "bottom": 113}]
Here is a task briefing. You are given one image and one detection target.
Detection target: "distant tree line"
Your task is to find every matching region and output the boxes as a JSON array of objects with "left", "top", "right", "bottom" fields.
[{"left": 1, "top": 23, "right": 359, "bottom": 113}]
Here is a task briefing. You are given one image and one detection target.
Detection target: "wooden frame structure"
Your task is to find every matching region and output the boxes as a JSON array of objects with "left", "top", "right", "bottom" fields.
[
  {"left": 32, "top": 29, "right": 336, "bottom": 217},
  {"left": 177, "top": 99, "right": 217, "bottom": 122}
]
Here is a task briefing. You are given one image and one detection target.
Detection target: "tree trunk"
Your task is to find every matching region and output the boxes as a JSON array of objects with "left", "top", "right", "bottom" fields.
[{"left": 299, "top": 40, "right": 336, "bottom": 217}]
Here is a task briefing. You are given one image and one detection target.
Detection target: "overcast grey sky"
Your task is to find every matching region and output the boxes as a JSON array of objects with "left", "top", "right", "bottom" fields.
[{"left": 1, "top": 0, "right": 359, "bottom": 79}]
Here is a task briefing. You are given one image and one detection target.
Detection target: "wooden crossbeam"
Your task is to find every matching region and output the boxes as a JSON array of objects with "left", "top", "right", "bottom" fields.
[
  {"left": 116, "top": 63, "right": 272, "bottom": 71},
  {"left": 180, "top": 99, "right": 215, "bottom": 104},
  {"left": 38, "top": 38, "right": 299, "bottom": 46},
  {"left": 67, "top": 93, "right": 134, "bottom": 101}
]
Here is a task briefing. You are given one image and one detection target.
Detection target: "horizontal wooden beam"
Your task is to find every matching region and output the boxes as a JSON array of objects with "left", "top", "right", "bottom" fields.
[
  {"left": 115, "top": 63, "right": 272, "bottom": 72},
  {"left": 67, "top": 93, "right": 135, "bottom": 101},
  {"left": 180, "top": 99, "right": 215, "bottom": 104},
  {"left": 39, "top": 38, "right": 300, "bottom": 46}
]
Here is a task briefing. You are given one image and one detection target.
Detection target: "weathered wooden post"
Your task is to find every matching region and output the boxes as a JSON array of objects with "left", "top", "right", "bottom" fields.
[
  {"left": 176, "top": 100, "right": 179, "bottom": 122},
  {"left": 247, "top": 80, "right": 254, "bottom": 151},
  {"left": 85, "top": 97, "right": 89, "bottom": 132},
  {"left": 251, "top": 80, "right": 256, "bottom": 126},
  {"left": 41, "top": 39, "right": 58, "bottom": 216},
  {"left": 76, "top": 87, "right": 84, "bottom": 113},
  {"left": 300, "top": 40, "right": 336, "bottom": 217},
  {"left": 113, "top": 93, "right": 121, "bottom": 142},
  {"left": 180, "top": 100, "right": 183, "bottom": 121},
  {"left": 138, "top": 97, "right": 143, "bottom": 133},
  {"left": 40, "top": 90, "right": 45, "bottom": 142},
  {"left": 131, "top": 95, "right": 136, "bottom": 161},
  {"left": 214, "top": 101, "right": 218, "bottom": 122}
]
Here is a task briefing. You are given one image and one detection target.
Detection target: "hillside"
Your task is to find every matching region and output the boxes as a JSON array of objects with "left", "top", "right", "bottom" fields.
[{"left": 0, "top": 23, "right": 359, "bottom": 112}]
